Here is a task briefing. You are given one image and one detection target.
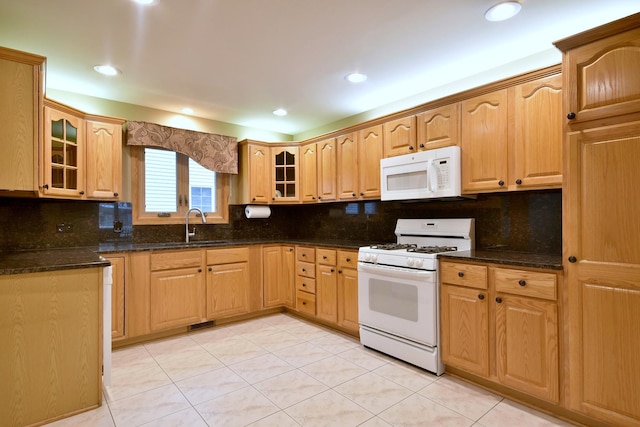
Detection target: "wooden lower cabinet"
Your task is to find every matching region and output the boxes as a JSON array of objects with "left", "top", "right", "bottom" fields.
[
  {"left": 149, "top": 250, "right": 206, "bottom": 332},
  {"left": 206, "top": 251, "right": 250, "bottom": 318},
  {"left": 440, "top": 260, "right": 560, "bottom": 404},
  {"left": 262, "top": 245, "right": 295, "bottom": 308},
  {"left": 337, "top": 262, "right": 358, "bottom": 332},
  {"left": 0, "top": 268, "right": 102, "bottom": 427},
  {"left": 441, "top": 283, "right": 490, "bottom": 377}
]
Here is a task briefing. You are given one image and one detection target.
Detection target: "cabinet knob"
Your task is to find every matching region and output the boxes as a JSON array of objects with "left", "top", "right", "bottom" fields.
[
  {"left": 323, "top": 256, "right": 327, "bottom": 260},
  {"left": 302, "top": 283, "right": 306, "bottom": 287},
  {"left": 252, "top": 197, "right": 256, "bottom": 201},
  {"left": 208, "top": 267, "right": 213, "bottom": 272},
  {"left": 312, "top": 196, "right": 316, "bottom": 200},
  {"left": 478, "top": 294, "right": 485, "bottom": 300},
  {"left": 79, "top": 190, "right": 85, "bottom": 195},
  {"left": 568, "top": 256, "right": 577, "bottom": 263},
  {"left": 331, "top": 268, "right": 335, "bottom": 273},
  {"left": 567, "top": 112, "right": 576, "bottom": 120},
  {"left": 458, "top": 271, "right": 464, "bottom": 277},
  {"left": 302, "top": 253, "right": 306, "bottom": 257},
  {"left": 338, "top": 270, "right": 342, "bottom": 274},
  {"left": 360, "top": 192, "right": 364, "bottom": 196},
  {"left": 408, "top": 146, "right": 414, "bottom": 151},
  {"left": 318, "top": 196, "right": 322, "bottom": 200},
  {"left": 419, "top": 143, "right": 425, "bottom": 148},
  {"left": 352, "top": 193, "right": 356, "bottom": 197},
  {"left": 198, "top": 268, "right": 202, "bottom": 273},
  {"left": 496, "top": 297, "right": 503, "bottom": 303},
  {"left": 114, "top": 192, "right": 119, "bottom": 197},
  {"left": 272, "top": 197, "right": 275, "bottom": 201},
  {"left": 346, "top": 257, "right": 351, "bottom": 262},
  {"left": 302, "top": 301, "right": 307, "bottom": 305},
  {"left": 302, "top": 268, "right": 306, "bottom": 272},
  {"left": 498, "top": 180, "right": 504, "bottom": 187},
  {"left": 515, "top": 179, "right": 522, "bottom": 185},
  {"left": 518, "top": 279, "right": 526, "bottom": 287}
]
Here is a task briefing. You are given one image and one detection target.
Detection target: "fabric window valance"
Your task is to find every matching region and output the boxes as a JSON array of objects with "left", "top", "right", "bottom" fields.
[{"left": 126, "top": 121, "right": 238, "bottom": 174}]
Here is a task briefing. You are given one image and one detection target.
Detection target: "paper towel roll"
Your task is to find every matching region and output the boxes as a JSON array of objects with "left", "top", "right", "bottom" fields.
[{"left": 245, "top": 205, "right": 271, "bottom": 219}]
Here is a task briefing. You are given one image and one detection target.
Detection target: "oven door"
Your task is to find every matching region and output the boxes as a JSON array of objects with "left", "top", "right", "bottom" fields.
[{"left": 357, "top": 261, "right": 437, "bottom": 346}]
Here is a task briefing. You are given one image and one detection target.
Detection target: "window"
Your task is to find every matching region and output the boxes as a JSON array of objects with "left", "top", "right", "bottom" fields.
[{"left": 132, "top": 147, "right": 229, "bottom": 224}]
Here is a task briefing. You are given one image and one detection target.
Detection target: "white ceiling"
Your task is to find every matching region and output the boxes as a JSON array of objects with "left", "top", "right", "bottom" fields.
[{"left": 0, "top": 0, "right": 638, "bottom": 137}]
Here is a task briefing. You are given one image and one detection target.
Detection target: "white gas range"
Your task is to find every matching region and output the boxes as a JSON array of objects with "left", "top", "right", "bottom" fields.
[{"left": 357, "top": 218, "right": 474, "bottom": 375}]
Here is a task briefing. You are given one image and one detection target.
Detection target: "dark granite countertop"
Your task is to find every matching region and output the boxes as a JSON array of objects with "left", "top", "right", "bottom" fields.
[
  {"left": 0, "top": 248, "right": 111, "bottom": 275},
  {"left": 439, "top": 250, "right": 563, "bottom": 270}
]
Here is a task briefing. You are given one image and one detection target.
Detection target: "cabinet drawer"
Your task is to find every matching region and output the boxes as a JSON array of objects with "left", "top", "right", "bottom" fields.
[
  {"left": 494, "top": 268, "right": 557, "bottom": 301},
  {"left": 297, "top": 261, "right": 316, "bottom": 278},
  {"left": 296, "top": 276, "right": 316, "bottom": 294},
  {"left": 440, "top": 261, "right": 488, "bottom": 289},
  {"left": 296, "top": 246, "right": 316, "bottom": 263},
  {"left": 317, "top": 248, "right": 337, "bottom": 266},
  {"left": 297, "top": 290, "right": 316, "bottom": 316},
  {"left": 338, "top": 250, "right": 357, "bottom": 269},
  {"left": 150, "top": 250, "right": 202, "bottom": 271},
  {"left": 206, "top": 246, "right": 249, "bottom": 265}
]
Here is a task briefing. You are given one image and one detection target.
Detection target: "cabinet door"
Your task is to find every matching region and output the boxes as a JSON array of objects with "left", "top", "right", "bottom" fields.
[
  {"left": 262, "top": 246, "right": 282, "bottom": 308},
  {"left": 495, "top": 294, "right": 559, "bottom": 403},
  {"left": 85, "top": 119, "right": 122, "bottom": 200},
  {"left": 86, "top": 119, "right": 121, "bottom": 200},
  {"left": 0, "top": 50, "right": 42, "bottom": 193},
  {"left": 316, "top": 264, "right": 337, "bottom": 323},
  {"left": 337, "top": 132, "right": 358, "bottom": 200},
  {"left": 511, "top": 74, "right": 563, "bottom": 190},
  {"left": 272, "top": 146, "right": 300, "bottom": 203},
  {"left": 206, "top": 262, "right": 249, "bottom": 318},
  {"left": 440, "top": 284, "right": 489, "bottom": 377},
  {"left": 43, "top": 105, "right": 85, "bottom": 198},
  {"left": 337, "top": 267, "right": 358, "bottom": 332},
  {"left": 105, "top": 255, "right": 126, "bottom": 340},
  {"left": 248, "top": 144, "right": 270, "bottom": 203},
  {"left": 282, "top": 246, "right": 296, "bottom": 308},
  {"left": 563, "top": 27, "right": 640, "bottom": 125},
  {"left": 416, "top": 103, "right": 460, "bottom": 151},
  {"left": 301, "top": 143, "right": 318, "bottom": 202},
  {"left": 317, "top": 138, "right": 337, "bottom": 202},
  {"left": 358, "top": 124, "right": 383, "bottom": 199},
  {"left": 565, "top": 122, "right": 640, "bottom": 425},
  {"left": 149, "top": 267, "right": 205, "bottom": 331},
  {"left": 383, "top": 116, "right": 416, "bottom": 157},
  {"left": 461, "top": 90, "right": 509, "bottom": 193}
]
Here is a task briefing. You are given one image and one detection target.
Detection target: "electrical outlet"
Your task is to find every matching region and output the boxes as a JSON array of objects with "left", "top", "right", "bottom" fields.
[{"left": 56, "top": 223, "right": 73, "bottom": 233}]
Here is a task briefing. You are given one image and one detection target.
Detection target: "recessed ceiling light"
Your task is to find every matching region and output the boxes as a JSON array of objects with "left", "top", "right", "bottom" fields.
[
  {"left": 273, "top": 108, "right": 287, "bottom": 116},
  {"left": 182, "top": 107, "right": 194, "bottom": 115},
  {"left": 93, "top": 65, "right": 120, "bottom": 76},
  {"left": 485, "top": 1, "right": 521, "bottom": 22},
  {"left": 132, "top": 0, "right": 156, "bottom": 5},
  {"left": 346, "top": 72, "right": 367, "bottom": 83}
]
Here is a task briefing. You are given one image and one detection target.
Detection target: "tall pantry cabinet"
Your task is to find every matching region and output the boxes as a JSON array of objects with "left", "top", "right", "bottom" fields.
[{"left": 554, "top": 14, "right": 640, "bottom": 427}]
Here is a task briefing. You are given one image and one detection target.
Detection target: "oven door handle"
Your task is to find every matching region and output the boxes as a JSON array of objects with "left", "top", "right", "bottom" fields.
[{"left": 358, "top": 262, "right": 436, "bottom": 281}]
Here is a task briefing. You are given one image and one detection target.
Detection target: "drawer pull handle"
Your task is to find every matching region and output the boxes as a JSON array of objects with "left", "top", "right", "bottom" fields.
[
  {"left": 518, "top": 279, "right": 526, "bottom": 287},
  {"left": 496, "top": 297, "right": 503, "bottom": 303},
  {"left": 458, "top": 272, "right": 464, "bottom": 277},
  {"left": 478, "top": 294, "right": 485, "bottom": 300},
  {"left": 302, "top": 253, "right": 306, "bottom": 257},
  {"left": 302, "top": 268, "right": 306, "bottom": 272},
  {"left": 302, "top": 301, "right": 306, "bottom": 305},
  {"left": 323, "top": 256, "right": 327, "bottom": 260},
  {"left": 302, "top": 283, "right": 306, "bottom": 287}
]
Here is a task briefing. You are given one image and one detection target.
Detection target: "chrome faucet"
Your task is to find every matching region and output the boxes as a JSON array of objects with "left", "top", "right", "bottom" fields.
[{"left": 185, "top": 207, "right": 206, "bottom": 242}]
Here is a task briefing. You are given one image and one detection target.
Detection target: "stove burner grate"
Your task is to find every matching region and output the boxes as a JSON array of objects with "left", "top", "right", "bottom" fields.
[
  {"left": 370, "top": 243, "right": 417, "bottom": 250},
  {"left": 407, "top": 245, "right": 458, "bottom": 254}
]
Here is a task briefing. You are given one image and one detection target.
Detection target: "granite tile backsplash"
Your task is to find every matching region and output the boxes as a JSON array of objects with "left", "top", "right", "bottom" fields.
[{"left": 0, "top": 189, "right": 561, "bottom": 255}]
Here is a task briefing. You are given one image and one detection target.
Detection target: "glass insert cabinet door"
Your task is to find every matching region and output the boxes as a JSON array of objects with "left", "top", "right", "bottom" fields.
[
  {"left": 271, "top": 146, "right": 299, "bottom": 202},
  {"left": 43, "top": 105, "right": 85, "bottom": 197}
]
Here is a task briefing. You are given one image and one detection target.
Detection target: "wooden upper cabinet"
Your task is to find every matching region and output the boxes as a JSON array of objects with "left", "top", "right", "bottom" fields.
[
  {"left": 416, "top": 103, "right": 460, "bottom": 150},
  {"left": 557, "top": 26, "right": 640, "bottom": 125},
  {"left": 337, "top": 132, "right": 358, "bottom": 200},
  {"left": 510, "top": 74, "right": 563, "bottom": 190},
  {"left": 85, "top": 116, "right": 124, "bottom": 200},
  {"left": 42, "top": 101, "right": 86, "bottom": 198},
  {"left": 0, "top": 47, "right": 44, "bottom": 193},
  {"left": 461, "top": 89, "right": 509, "bottom": 193},
  {"left": 358, "top": 124, "right": 383, "bottom": 199},
  {"left": 300, "top": 142, "right": 318, "bottom": 203},
  {"left": 271, "top": 146, "right": 300, "bottom": 203},
  {"left": 383, "top": 116, "right": 416, "bottom": 157},
  {"left": 317, "top": 138, "right": 337, "bottom": 202},
  {"left": 247, "top": 143, "right": 270, "bottom": 204}
]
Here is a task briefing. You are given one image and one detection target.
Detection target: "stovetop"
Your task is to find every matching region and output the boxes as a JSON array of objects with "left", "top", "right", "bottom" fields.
[{"left": 358, "top": 218, "right": 474, "bottom": 271}]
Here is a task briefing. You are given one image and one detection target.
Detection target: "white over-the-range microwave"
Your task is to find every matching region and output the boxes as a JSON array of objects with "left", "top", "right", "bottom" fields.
[{"left": 380, "top": 146, "right": 462, "bottom": 201}]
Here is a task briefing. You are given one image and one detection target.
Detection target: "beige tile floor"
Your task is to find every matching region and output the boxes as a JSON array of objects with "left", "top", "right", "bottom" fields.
[{"left": 46, "top": 313, "right": 576, "bottom": 427}]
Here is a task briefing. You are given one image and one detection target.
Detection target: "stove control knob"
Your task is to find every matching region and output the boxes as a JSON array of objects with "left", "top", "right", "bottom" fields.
[
  {"left": 372, "top": 255, "right": 378, "bottom": 263},
  {"left": 415, "top": 259, "right": 424, "bottom": 268},
  {"left": 407, "top": 258, "right": 415, "bottom": 267},
  {"left": 364, "top": 254, "right": 371, "bottom": 262}
]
